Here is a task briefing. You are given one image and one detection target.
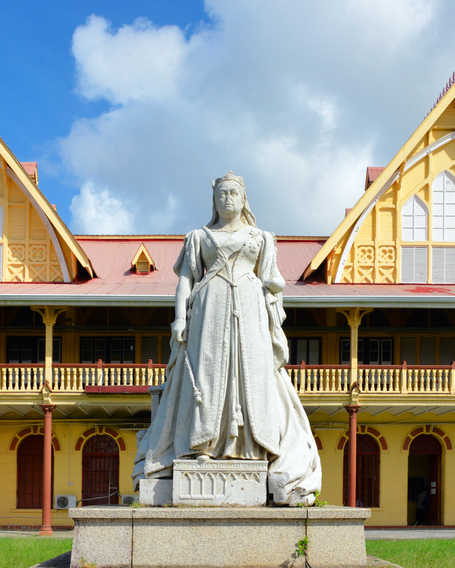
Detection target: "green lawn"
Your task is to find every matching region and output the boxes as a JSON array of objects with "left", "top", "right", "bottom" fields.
[
  {"left": 0, "top": 536, "right": 453, "bottom": 568},
  {"left": 0, "top": 537, "right": 72, "bottom": 568},
  {"left": 367, "top": 539, "right": 455, "bottom": 568}
]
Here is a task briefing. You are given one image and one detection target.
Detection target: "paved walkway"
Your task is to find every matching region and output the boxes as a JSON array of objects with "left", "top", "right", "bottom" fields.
[
  {"left": 0, "top": 529, "right": 73, "bottom": 538},
  {"left": 366, "top": 527, "right": 455, "bottom": 540},
  {"left": 3, "top": 527, "right": 454, "bottom": 540}
]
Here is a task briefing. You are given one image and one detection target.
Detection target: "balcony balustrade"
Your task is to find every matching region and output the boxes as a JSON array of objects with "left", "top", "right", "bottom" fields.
[{"left": 0, "top": 361, "right": 454, "bottom": 396}]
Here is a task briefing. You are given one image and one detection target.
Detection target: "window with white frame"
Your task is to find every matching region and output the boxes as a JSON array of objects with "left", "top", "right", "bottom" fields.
[
  {"left": 401, "top": 246, "right": 427, "bottom": 283},
  {"left": 432, "top": 171, "right": 455, "bottom": 241},
  {"left": 401, "top": 195, "right": 427, "bottom": 241}
]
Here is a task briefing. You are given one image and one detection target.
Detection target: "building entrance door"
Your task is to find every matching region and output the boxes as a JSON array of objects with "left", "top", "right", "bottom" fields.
[
  {"left": 17, "top": 435, "right": 54, "bottom": 508},
  {"left": 82, "top": 435, "right": 119, "bottom": 506},
  {"left": 407, "top": 434, "right": 442, "bottom": 525}
]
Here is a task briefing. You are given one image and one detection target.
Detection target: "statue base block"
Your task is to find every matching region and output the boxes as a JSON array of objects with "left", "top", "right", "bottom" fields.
[
  {"left": 139, "top": 478, "right": 172, "bottom": 506},
  {"left": 173, "top": 458, "right": 268, "bottom": 506},
  {"left": 69, "top": 506, "right": 371, "bottom": 567}
]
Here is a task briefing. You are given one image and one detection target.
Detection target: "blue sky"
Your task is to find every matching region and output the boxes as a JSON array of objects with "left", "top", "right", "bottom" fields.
[
  {"left": 0, "top": 1, "right": 207, "bottom": 227},
  {"left": 1, "top": 1, "right": 454, "bottom": 235}
]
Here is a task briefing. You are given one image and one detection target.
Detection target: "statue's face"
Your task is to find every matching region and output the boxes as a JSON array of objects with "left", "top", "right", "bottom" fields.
[{"left": 214, "top": 181, "right": 244, "bottom": 218}]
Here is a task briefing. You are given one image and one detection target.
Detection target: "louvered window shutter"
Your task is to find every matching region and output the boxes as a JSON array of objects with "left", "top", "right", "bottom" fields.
[
  {"left": 401, "top": 247, "right": 427, "bottom": 283},
  {"left": 432, "top": 247, "right": 455, "bottom": 283}
]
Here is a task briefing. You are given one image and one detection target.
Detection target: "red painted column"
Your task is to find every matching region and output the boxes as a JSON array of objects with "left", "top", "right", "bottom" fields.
[
  {"left": 346, "top": 405, "right": 360, "bottom": 508},
  {"left": 40, "top": 404, "right": 55, "bottom": 536}
]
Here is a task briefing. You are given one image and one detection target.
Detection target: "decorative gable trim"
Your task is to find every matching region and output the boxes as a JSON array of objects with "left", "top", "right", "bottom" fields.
[
  {"left": 0, "top": 136, "right": 94, "bottom": 279},
  {"left": 7, "top": 168, "right": 71, "bottom": 282},
  {"left": 305, "top": 81, "right": 455, "bottom": 281},
  {"left": 131, "top": 243, "right": 156, "bottom": 274}
]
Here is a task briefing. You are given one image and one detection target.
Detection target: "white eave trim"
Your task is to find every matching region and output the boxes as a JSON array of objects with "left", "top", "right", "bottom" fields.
[
  {"left": 283, "top": 295, "right": 455, "bottom": 308},
  {"left": 0, "top": 293, "right": 453, "bottom": 309}
]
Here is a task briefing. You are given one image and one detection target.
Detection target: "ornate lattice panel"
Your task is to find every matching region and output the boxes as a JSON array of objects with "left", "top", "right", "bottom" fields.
[
  {"left": 351, "top": 245, "right": 375, "bottom": 283},
  {"left": 376, "top": 245, "right": 396, "bottom": 283},
  {"left": 4, "top": 201, "right": 64, "bottom": 282},
  {"left": 356, "top": 245, "right": 375, "bottom": 265}
]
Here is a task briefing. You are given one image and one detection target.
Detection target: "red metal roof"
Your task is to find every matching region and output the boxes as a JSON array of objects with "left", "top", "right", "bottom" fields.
[
  {"left": 0, "top": 234, "right": 454, "bottom": 306},
  {"left": 20, "top": 162, "right": 38, "bottom": 185},
  {"left": 21, "top": 162, "right": 37, "bottom": 176},
  {"left": 365, "top": 166, "right": 384, "bottom": 190}
]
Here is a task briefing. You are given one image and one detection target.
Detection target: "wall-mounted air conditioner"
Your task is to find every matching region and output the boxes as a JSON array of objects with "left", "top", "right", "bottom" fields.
[{"left": 54, "top": 495, "right": 77, "bottom": 509}]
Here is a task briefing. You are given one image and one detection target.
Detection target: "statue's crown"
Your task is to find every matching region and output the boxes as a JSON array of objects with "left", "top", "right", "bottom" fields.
[{"left": 212, "top": 171, "right": 245, "bottom": 190}]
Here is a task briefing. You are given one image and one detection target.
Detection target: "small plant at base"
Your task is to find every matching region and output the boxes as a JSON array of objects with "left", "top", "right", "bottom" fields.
[
  {"left": 313, "top": 490, "right": 328, "bottom": 507},
  {"left": 295, "top": 491, "right": 327, "bottom": 508},
  {"left": 80, "top": 558, "right": 97, "bottom": 568},
  {"left": 295, "top": 536, "right": 308, "bottom": 557}
]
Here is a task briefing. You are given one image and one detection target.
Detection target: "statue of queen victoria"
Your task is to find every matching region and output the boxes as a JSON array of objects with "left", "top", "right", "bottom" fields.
[{"left": 133, "top": 172, "right": 321, "bottom": 505}]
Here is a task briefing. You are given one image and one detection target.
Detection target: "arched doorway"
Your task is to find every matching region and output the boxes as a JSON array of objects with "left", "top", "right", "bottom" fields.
[
  {"left": 82, "top": 435, "right": 119, "bottom": 506},
  {"left": 17, "top": 435, "right": 54, "bottom": 508},
  {"left": 408, "top": 434, "right": 442, "bottom": 525},
  {"left": 343, "top": 434, "right": 380, "bottom": 507}
]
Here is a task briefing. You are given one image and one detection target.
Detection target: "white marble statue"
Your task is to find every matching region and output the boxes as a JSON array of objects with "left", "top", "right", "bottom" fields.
[{"left": 133, "top": 172, "right": 321, "bottom": 505}]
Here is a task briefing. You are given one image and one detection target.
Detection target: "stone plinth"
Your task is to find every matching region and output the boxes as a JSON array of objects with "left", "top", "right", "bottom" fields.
[
  {"left": 139, "top": 478, "right": 172, "bottom": 506},
  {"left": 69, "top": 505, "right": 371, "bottom": 568},
  {"left": 173, "top": 458, "right": 267, "bottom": 506}
]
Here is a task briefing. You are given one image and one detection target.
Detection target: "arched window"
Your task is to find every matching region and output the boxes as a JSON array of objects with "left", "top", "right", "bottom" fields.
[
  {"left": 432, "top": 171, "right": 455, "bottom": 241},
  {"left": 17, "top": 435, "right": 53, "bottom": 509},
  {"left": 343, "top": 434, "right": 380, "bottom": 507},
  {"left": 82, "top": 435, "right": 119, "bottom": 506},
  {"left": 402, "top": 195, "right": 428, "bottom": 241}
]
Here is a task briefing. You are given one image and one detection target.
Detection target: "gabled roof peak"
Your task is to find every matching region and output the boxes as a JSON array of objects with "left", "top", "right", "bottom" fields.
[
  {"left": 0, "top": 137, "right": 94, "bottom": 279},
  {"left": 428, "top": 71, "right": 455, "bottom": 116},
  {"left": 131, "top": 243, "right": 156, "bottom": 274},
  {"left": 305, "top": 75, "right": 455, "bottom": 280}
]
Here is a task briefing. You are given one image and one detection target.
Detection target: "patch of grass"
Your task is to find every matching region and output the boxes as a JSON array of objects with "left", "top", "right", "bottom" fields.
[
  {"left": 0, "top": 536, "right": 72, "bottom": 568},
  {"left": 366, "top": 538, "right": 455, "bottom": 568}
]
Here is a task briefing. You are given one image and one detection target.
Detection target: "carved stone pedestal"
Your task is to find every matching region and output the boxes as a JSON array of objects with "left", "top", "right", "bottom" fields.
[
  {"left": 173, "top": 458, "right": 267, "bottom": 506},
  {"left": 138, "top": 458, "right": 268, "bottom": 506}
]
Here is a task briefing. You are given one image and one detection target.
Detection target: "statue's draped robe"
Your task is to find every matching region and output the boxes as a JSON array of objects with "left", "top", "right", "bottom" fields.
[{"left": 133, "top": 226, "right": 321, "bottom": 503}]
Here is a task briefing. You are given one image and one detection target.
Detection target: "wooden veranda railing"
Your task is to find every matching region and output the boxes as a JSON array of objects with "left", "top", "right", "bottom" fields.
[
  {"left": 286, "top": 362, "right": 455, "bottom": 395},
  {"left": 0, "top": 360, "right": 166, "bottom": 393},
  {"left": 0, "top": 360, "right": 454, "bottom": 395}
]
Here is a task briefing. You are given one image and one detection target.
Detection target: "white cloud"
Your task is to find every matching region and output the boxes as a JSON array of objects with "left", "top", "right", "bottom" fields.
[
  {"left": 60, "top": 0, "right": 445, "bottom": 236},
  {"left": 72, "top": 15, "right": 188, "bottom": 104},
  {"left": 70, "top": 181, "right": 134, "bottom": 234}
]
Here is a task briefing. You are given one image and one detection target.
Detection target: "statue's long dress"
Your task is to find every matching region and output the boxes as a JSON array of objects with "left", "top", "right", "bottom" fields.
[{"left": 133, "top": 226, "right": 321, "bottom": 504}]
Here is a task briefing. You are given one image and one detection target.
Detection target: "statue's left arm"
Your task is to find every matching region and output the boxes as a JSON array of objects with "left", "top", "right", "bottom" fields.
[
  {"left": 258, "top": 231, "right": 289, "bottom": 368},
  {"left": 258, "top": 231, "right": 286, "bottom": 294}
]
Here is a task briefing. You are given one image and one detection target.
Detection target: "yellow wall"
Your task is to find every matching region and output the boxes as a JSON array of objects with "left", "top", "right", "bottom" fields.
[
  {"left": 0, "top": 422, "right": 138, "bottom": 527},
  {"left": 314, "top": 418, "right": 455, "bottom": 526},
  {"left": 1, "top": 414, "right": 455, "bottom": 527}
]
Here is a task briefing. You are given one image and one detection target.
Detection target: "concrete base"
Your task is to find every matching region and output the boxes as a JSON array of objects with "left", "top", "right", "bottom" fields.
[{"left": 69, "top": 505, "right": 371, "bottom": 568}]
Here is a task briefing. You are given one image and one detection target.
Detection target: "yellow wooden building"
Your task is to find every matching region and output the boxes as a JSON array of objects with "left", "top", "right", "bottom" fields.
[{"left": 2, "top": 78, "right": 455, "bottom": 530}]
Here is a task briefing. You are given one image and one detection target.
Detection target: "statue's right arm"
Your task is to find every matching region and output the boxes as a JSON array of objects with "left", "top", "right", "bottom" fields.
[{"left": 171, "top": 269, "right": 193, "bottom": 343}]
